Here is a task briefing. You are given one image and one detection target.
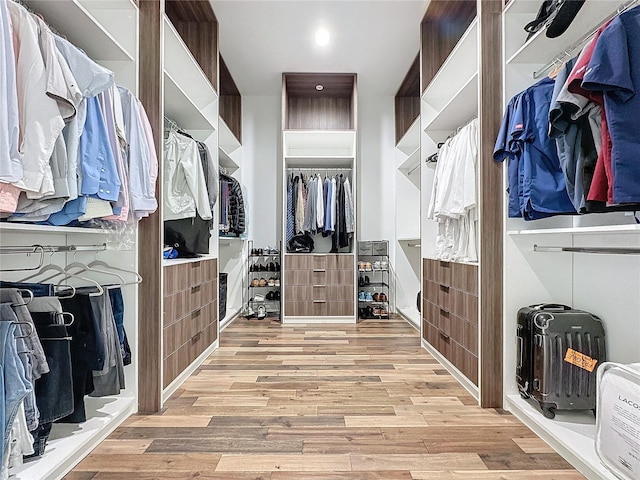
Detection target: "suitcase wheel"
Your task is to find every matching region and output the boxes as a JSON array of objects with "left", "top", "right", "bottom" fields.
[{"left": 541, "top": 406, "right": 556, "bottom": 419}]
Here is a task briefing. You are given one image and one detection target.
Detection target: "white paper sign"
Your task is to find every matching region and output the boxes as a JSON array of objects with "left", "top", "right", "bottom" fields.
[{"left": 597, "top": 365, "right": 640, "bottom": 480}]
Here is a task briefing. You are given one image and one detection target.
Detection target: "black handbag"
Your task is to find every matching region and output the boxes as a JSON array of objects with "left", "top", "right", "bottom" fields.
[
  {"left": 164, "top": 216, "right": 211, "bottom": 257},
  {"left": 524, "top": 0, "right": 586, "bottom": 40},
  {"left": 287, "top": 234, "right": 315, "bottom": 253}
]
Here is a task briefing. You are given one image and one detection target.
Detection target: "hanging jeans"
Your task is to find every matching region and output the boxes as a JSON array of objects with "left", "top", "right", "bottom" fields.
[
  {"left": 25, "top": 312, "right": 73, "bottom": 460},
  {"left": 0, "top": 314, "right": 32, "bottom": 468}
]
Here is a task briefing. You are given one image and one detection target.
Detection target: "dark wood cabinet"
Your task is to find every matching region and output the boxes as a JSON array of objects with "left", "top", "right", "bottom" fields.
[
  {"left": 163, "top": 259, "right": 218, "bottom": 388},
  {"left": 284, "top": 254, "right": 354, "bottom": 318},
  {"left": 422, "top": 258, "right": 478, "bottom": 385}
]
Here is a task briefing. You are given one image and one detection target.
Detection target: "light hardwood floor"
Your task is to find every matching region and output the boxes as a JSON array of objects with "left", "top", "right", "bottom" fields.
[{"left": 66, "top": 317, "right": 585, "bottom": 479}]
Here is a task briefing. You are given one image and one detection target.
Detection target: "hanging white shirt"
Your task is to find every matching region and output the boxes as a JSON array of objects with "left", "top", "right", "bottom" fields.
[
  {"left": 0, "top": 0, "right": 22, "bottom": 184},
  {"left": 163, "top": 129, "right": 212, "bottom": 221},
  {"left": 316, "top": 174, "right": 324, "bottom": 229},
  {"left": 8, "top": 1, "right": 64, "bottom": 194},
  {"left": 344, "top": 177, "right": 355, "bottom": 234}
]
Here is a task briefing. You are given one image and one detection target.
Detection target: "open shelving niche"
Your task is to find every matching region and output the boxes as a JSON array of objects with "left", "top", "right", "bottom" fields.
[
  {"left": 160, "top": 8, "right": 221, "bottom": 404},
  {"left": 395, "top": 117, "right": 421, "bottom": 328},
  {"left": 5, "top": 1, "right": 139, "bottom": 479},
  {"left": 281, "top": 129, "right": 357, "bottom": 324},
  {"left": 218, "top": 151, "right": 245, "bottom": 332},
  {"left": 501, "top": 1, "right": 640, "bottom": 479},
  {"left": 420, "top": 12, "right": 480, "bottom": 400}
]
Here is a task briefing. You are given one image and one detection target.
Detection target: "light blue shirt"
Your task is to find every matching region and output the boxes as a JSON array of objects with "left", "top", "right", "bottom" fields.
[{"left": 79, "top": 96, "right": 120, "bottom": 202}]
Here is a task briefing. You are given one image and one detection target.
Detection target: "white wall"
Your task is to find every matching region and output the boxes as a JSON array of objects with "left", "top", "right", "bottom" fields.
[
  {"left": 357, "top": 95, "right": 396, "bottom": 244},
  {"left": 242, "top": 95, "right": 283, "bottom": 249}
]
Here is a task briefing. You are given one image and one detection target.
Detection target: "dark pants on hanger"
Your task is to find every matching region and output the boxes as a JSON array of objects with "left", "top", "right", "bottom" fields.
[
  {"left": 25, "top": 313, "right": 73, "bottom": 459},
  {"left": 59, "top": 290, "right": 105, "bottom": 423},
  {"left": 0, "top": 282, "right": 54, "bottom": 297}
]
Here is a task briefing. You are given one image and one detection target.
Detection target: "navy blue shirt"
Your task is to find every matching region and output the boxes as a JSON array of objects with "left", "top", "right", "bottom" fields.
[
  {"left": 582, "top": 6, "right": 640, "bottom": 204},
  {"left": 495, "top": 78, "right": 575, "bottom": 219}
]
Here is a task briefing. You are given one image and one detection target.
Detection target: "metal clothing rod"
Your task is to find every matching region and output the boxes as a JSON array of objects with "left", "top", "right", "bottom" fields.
[
  {"left": 0, "top": 244, "right": 107, "bottom": 255},
  {"left": 163, "top": 116, "right": 181, "bottom": 131},
  {"left": 533, "top": 244, "right": 640, "bottom": 255},
  {"left": 287, "top": 168, "right": 352, "bottom": 171},
  {"left": 533, "top": 0, "right": 639, "bottom": 79}
]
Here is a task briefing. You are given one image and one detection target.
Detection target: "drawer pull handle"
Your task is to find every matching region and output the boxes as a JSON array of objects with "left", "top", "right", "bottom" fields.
[
  {"left": 440, "top": 309, "right": 449, "bottom": 317},
  {"left": 192, "top": 309, "right": 202, "bottom": 318},
  {"left": 313, "top": 269, "right": 326, "bottom": 273},
  {"left": 313, "top": 285, "right": 326, "bottom": 288},
  {"left": 191, "top": 285, "right": 201, "bottom": 293},
  {"left": 313, "top": 300, "right": 326, "bottom": 304},
  {"left": 439, "top": 331, "right": 450, "bottom": 340},
  {"left": 439, "top": 285, "right": 449, "bottom": 293}
]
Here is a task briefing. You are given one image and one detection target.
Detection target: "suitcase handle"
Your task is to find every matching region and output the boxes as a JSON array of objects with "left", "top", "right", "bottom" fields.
[{"left": 536, "top": 303, "right": 571, "bottom": 311}]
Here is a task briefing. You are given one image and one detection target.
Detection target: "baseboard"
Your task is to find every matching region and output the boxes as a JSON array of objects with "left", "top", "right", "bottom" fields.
[
  {"left": 220, "top": 307, "right": 242, "bottom": 332},
  {"left": 282, "top": 316, "right": 357, "bottom": 324},
  {"left": 421, "top": 338, "right": 480, "bottom": 402},
  {"left": 397, "top": 306, "right": 420, "bottom": 330},
  {"left": 162, "top": 338, "right": 220, "bottom": 403}
]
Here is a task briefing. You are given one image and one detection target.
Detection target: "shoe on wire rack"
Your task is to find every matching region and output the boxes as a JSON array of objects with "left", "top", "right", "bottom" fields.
[
  {"left": 257, "top": 305, "right": 267, "bottom": 319},
  {"left": 245, "top": 307, "right": 256, "bottom": 319},
  {"left": 253, "top": 293, "right": 265, "bottom": 302},
  {"left": 365, "top": 291, "right": 374, "bottom": 302},
  {"left": 358, "top": 291, "right": 366, "bottom": 301}
]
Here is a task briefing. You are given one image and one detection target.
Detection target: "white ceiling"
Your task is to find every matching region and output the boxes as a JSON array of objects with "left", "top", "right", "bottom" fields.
[{"left": 211, "top": 0, "right": 428, "bottom": 96}]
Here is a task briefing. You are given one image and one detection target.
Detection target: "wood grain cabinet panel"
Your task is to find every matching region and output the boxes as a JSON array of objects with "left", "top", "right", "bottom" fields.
[
  {"left": 163, "top": 259, "right": 218, "bottom": 389},
  {"left": 284, "top": 254, "right": 354, "bottom": 318},
  {"left": 422, "top": 259, "right": 478, "bottom": 387}
]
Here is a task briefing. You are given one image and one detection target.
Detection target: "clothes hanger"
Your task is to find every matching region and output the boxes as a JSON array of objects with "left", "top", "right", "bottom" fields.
[
  {"left": 64, "top": 251, "right": 127, "bottom": 287},
  {"left": 22, "top": 253, "right": 104, "bottom": 296},
  {"left": 87, "top": 251, "right": 142, "bottom": 285}
]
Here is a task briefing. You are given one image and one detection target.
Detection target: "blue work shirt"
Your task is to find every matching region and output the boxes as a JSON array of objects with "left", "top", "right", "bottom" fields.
[
  {"left": 494, "top": 94, "right": 524, "bottom": 218},
  {"left": 582, "top": 6, "right": 640, "bottom": 204},
  {"left": 79, "top": 96, "right": 120, "bottom": 202},
  {"left": 496, "top": 78, "right": 575, "bottom": 220}
]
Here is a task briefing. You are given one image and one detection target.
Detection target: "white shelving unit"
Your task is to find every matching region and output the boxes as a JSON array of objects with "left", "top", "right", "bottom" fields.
[
  {"left": 394, "top": 117, "right": 421, "bottom": 328},
  {"left": 160, "top": 9, "right": 220, "bottom": 401},
  {"left": 283, "top": 130, "right": 357, "bottom": 256},
  {"left": 163, "top": 15, "right": 218, "bottom": 139},
  {"left": 501, "top": 2, "right": 640, "bottom": 479},
  {"left": 4, "top": 2, "right": 140, "bottom": 478},
  {"left": 420, "top": 13, "right": 480, "bottom": 386}
]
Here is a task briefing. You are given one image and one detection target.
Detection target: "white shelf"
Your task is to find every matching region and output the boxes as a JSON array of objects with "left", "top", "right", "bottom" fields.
[
  {"left": 398, "top": 237, "right": 420, "bottom": 244},
  {"left": 0, "top": 223, "right": 107, "bottom": 235},
  {"left": 163, "top": 254, "right": 217, "bottom": 266},
  {"left": 508, "top": 224, "right": 640, "bottom": 236},
  {"left": 219, "top": 117, "right": 241, "bottom": 156},
  {"left": 397, "top": 146, "right": 420, "bottom": 173},
  {"left": 505, "top": 0, "right": 622, "bottom": 66},
  {"left": 11, "top": 395, "right": 136, "bottom": 480},
  {"left": 26, "top": 0, "right": 137, "bottom": 62},
  {"left": 423, "top": 72, "right": 478, "bottom": 137},
  {"left": 163, "top": 15, "right": 217, "bottom": 129},
  {"left": 506, "top": 395, "right": 616, "bottom": 480},
  {"left": 283, "top": 130, "right": 356, "bottom": 157},
  {"left": 422, "top": 17, "right": 478, "bottom": 110},
  {"left": 164, "top": 72, "right": 216, "bottom": 136},
  {"left": 396, "top": 117, "right": 421, "bottom": 156},
  {"left": 284, "top": 156, "right": 354, "bottom": 169}
]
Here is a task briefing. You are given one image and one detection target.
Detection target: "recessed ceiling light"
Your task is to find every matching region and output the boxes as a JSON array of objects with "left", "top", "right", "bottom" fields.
[
  {"left": 315, "top": 28, "right": 330, "bottom": 46},
  {"left": 315, "top": 84, "right": 324, "bottom": 91}
]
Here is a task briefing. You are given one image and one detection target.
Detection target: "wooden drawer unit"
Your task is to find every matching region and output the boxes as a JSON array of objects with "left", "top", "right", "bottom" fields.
[
  {"left": 163, "top": 259, "right": 219, "bottom": 389},
  {"left": 422, "top": 258, "right": 478, "bottom": 386},
  {"left": 284, "top": 254, "right": 354, "bottom": 318}
]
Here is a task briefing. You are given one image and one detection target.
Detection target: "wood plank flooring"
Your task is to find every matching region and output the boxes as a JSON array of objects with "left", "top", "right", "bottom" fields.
[{"left": 66, "top": 317, "right": 584, "bottom": 479}]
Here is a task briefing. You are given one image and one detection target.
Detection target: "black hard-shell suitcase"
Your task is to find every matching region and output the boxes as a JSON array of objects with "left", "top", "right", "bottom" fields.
[{"left": 516, "top": 304, "right": 606, "bottom": 419}]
